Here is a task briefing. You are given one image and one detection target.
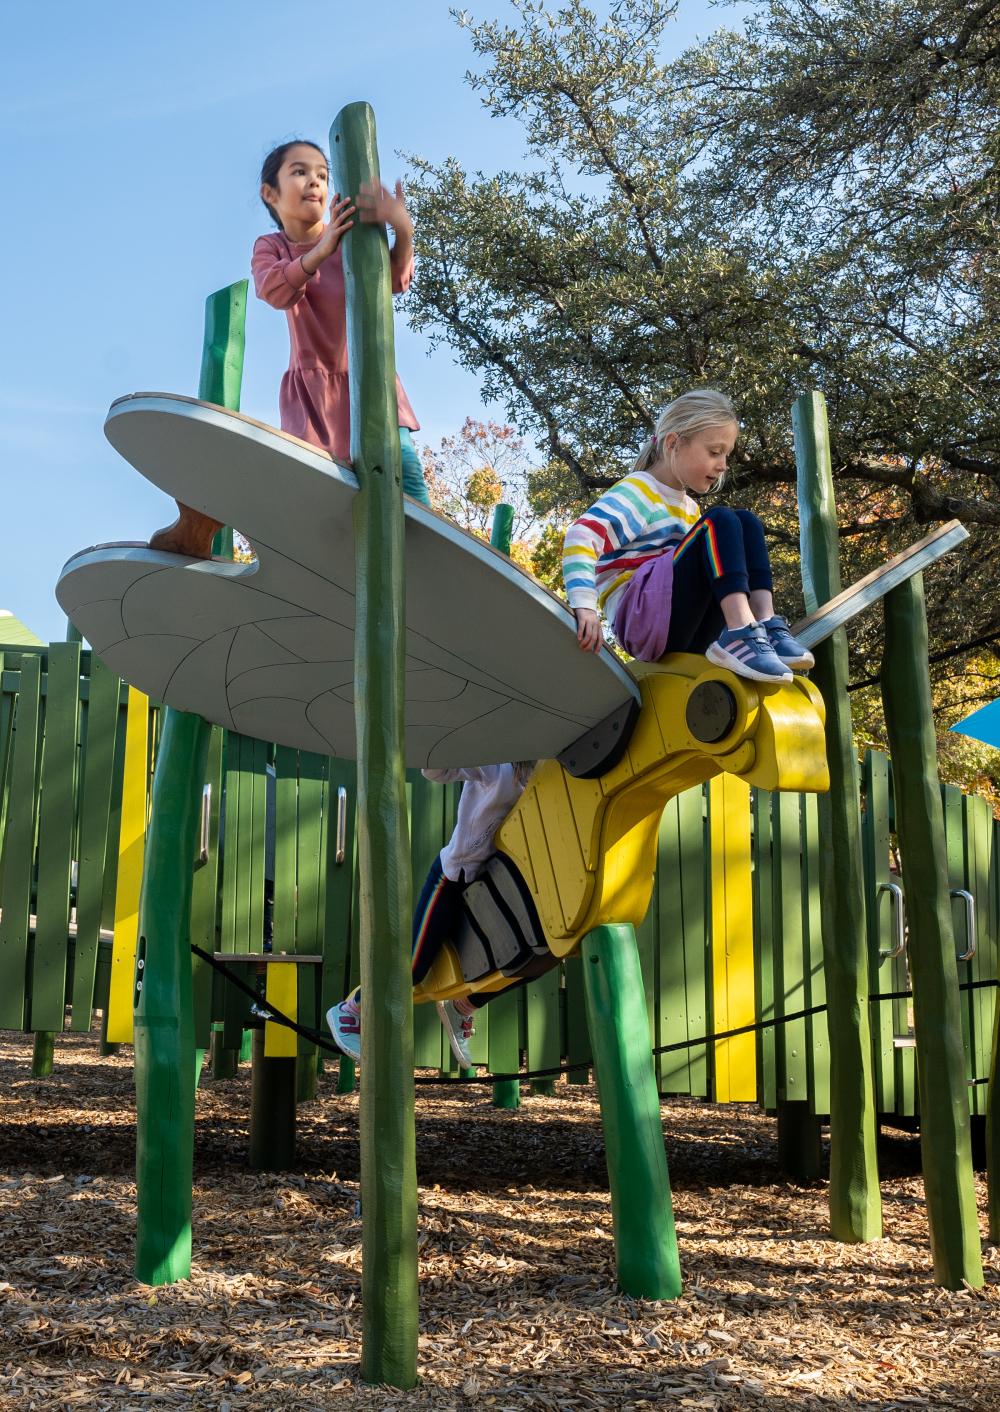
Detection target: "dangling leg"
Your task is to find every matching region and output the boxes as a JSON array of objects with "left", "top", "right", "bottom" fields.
[
  {"left": 149, "top": 502, "right": 224, "bottom": 558},
  {"left": 668, "top": 506, "right": 791, "bottom": 681},
  {"left": 733, "top": 509, "right": 815, "bottom": 669}
]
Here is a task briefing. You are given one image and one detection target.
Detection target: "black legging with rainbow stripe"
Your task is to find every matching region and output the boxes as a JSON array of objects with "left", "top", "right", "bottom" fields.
[{"left": 666, "top": 505, "right": 773, "bottom": 653}]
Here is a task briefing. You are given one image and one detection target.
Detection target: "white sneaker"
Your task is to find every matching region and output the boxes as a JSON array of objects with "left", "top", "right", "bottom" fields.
[
  {"left": 327, "top": 1000, "right": 361, "bottom": 1061},
  {"left": 436, "top": 1000, "right": 475, "bottom": 1067}
]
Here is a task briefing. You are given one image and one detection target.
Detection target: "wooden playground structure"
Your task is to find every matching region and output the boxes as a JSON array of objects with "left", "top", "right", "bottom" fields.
[{"left": 0, "top": 102, "right": 993, "bottom": 1389}]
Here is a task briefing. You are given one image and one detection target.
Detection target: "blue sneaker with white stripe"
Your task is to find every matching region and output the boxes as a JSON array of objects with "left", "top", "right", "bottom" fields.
[
  {"left": 758, "top": 615, "right": 815, "bottom": 670},
  {"left": 706, "top": 623, "right": 793, "bottom": 683}
]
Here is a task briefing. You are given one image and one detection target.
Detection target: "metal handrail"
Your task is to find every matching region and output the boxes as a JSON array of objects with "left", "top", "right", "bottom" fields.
[
  {"left": 877, "top": 881, "right": 906, "bottom": 962},
  {"left": 951, "top": 888, "right": 977, "bottom": 962},
  {"left": 336, "top": 786, "right": 348, "bottom": 865},
  {"left": 199, "top": 784, "right": 211, "bottom": 864}
]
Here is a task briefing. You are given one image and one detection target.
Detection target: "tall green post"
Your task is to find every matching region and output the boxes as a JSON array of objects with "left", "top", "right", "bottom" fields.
[
  {"left": 988, "top": 1017, "right": 1000, "bottom": 1243},
  {"left": 133, "top": 710, "right": 211, "bottom": 1283},
  {"left": 488, "top": 504, "right": 522, "bottom": 1112},
  {"left": 331, "top": 103, "right": 418, "bottom": 1389},
  {"left": 133, "top": 282, "right": 246, "bottom": 1284},
  {"left": 793, "top": 391, "right": 882, "bottom": 1243},
  {"left": 881, "top": 577, "right": 984, "bottom": 1288},
  {"left": 581, "top": 924, "right": 681, "bottom": 1297}
]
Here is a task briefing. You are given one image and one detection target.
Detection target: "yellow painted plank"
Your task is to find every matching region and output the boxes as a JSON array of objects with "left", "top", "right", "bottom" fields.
[
  {"left": 710, "top": 775, "right": 756, "bottom": 1101},
  {"left": 265, "top": 961, "right": 298, "bottom": 1057},
  {"left": 106, "top": 689, "right": 150, "bottom": 1044}
]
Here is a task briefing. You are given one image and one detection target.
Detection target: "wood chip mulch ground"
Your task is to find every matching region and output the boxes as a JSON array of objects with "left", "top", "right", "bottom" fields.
[{"left": 0, "top": 1030, "right": 997, "bottom": 1411}]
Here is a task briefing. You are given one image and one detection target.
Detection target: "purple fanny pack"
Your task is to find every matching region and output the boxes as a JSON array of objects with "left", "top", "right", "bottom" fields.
[{"left": 611, "top": 550, "right": 675, "bottom": 663}]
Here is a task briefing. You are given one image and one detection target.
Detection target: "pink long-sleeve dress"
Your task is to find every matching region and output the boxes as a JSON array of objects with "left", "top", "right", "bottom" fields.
[{"left": 251, "top": 230, "right": 420, "bottom": 464}]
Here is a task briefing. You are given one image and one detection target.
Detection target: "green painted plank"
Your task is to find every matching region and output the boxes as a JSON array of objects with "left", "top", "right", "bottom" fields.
[
  {"left": 100, "top": 699, "right": 130, "bottom": 934},
  {"left": 321, "top": 761, "right": 356, "bottom": 1020},
  {"left": 682, "top": 786, "right": 709, "bottom": 1097},
  {"left": 295, "top": 751, "right": 326, "bottom": 953},
  {"left": 0, "top": 655, "right": 41, "bottom": 1029},
  {"left": 190, "top": 727, "right": 223, "bottom": 1050},
  {"left": 943, "top": 785, "right": 972, "bottom": 1104},
  {"left": 70, "top": 654, "right": 121, "bottom": 1030},
  {"left": 773, "top": 793, "right": 808, "bottom": 1103},
  {"left": 409, "top": 770, "right": 447, "bottom": 1070},
  {"left": 966, "top": 794, "right": 994, "bottom": 1115},
  {"left": 802, "top": 792, "right": 830, "bottom": 1114},
  {"left": 525, "top": 965, "right": 561, "bottom": 1075},
  {"left": 30, "top": 642, "right": 81, "bottom": 1032},
  {"left": 273, "top": 748, "right": 298, "bottom": 950},
  {"left": 562, "top": 953, "right": 589, "bottom": 1082},
  {"left": 862, "top": 752, "right": 896, "bottom": 1114},
  {"left": 752, "top": 789, "right": 777, "bottom": 1110},
  {"left": 655, "top": 797, "right": 689, "bottom": 1094}
]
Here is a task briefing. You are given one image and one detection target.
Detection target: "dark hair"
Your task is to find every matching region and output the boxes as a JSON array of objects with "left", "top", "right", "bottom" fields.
[{"left": 259, "top": 140, "right": 328, "bottom": 230}]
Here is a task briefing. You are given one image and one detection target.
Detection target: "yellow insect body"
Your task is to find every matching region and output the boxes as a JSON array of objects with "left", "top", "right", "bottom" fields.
[{"left": 414, "top": 654, "right": 828, "bottom": 1003}]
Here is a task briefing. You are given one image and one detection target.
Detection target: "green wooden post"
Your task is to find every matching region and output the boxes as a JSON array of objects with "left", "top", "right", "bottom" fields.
[
  {"left": 210, "top": 1024, "right": 237, "bottom": 1078},
  {"left": 31, "top": 1031, "right": 54, "bottom": 1078},
  {"left": 488, "top": 504, "right": 522, "bottom": 1110},
  {"left": 249, "top": 1028, "right": 297, "bottom": 1169},
  {"left": 581, "top": 924, "right": 681, "bottom": 1298},
  {"left": 337, "top": 1056, "right": 357, "bottom": 1093},
  {"left": 331, "top": 102, "right": 417, "bottom": 1389},
  {"left": 134, "top": 707, "right": 211, "bottom": 1284},
  {"left": 793, "top": 390, "right": 882, "bottom": 1243},
  {"left": 881, "top": 577, "right": 984, "bottom": 1288},
  {"left": 989, "top": 999, "right": 1000, "bottom": 1243},
  {"left": 134, "top": 282, "right": 246, "bottom": 1284}
]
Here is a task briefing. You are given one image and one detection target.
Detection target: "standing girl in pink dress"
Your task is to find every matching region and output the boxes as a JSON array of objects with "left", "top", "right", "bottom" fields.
[{"left": 150, "top": 140, "right": 430, "bottom": 555}]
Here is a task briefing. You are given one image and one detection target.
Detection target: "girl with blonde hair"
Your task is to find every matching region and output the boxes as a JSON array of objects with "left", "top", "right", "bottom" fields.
[{"left": 562, "top": 389, "right": 813, "bottom": 681}]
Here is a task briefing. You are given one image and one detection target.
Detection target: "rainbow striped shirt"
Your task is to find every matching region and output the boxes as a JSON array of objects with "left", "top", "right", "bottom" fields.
[{"left": 562, "top": 472, "right": 699, "bottom": 622}]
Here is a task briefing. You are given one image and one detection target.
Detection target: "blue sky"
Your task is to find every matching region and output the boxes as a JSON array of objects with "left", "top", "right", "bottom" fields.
[{"left": 2, "top": 0, "right": 742, "bottom": 642}]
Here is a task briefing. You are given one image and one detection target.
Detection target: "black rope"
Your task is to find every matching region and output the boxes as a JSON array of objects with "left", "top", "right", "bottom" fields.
[{"left": 193, "top": 944, "right": 997, "bottom": 1088}]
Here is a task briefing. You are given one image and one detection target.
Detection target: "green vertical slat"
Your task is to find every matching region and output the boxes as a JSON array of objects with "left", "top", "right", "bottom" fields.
[
  {"left": 99, "top": 695, "right": 130, "bottom": 934},
  {"left": 802, "top": 792, "right": 830, "bottom": 1114},
  {"left": 234, "top": 736, "right": 254, "bottom": 952},
  {"left": 249, "top": 737, "right": 269, "bottom": 951},
  {"left": 967, "top": 795, "right": 994, "bottom": 1115},
  {"left": 220, "top": 735, "right": 243, "bottom": 1046},
  {"left": 773, "top": 793, "right": 808, "bottom": 1104},
  {"left": 752, "top": 789, "right": 776, "bottom": 1110},
  {"left": 296, "top": 752, "right": 326, "bottom": 953},
  {"left": 220, "top": 735, "right": 239, "bottom": 952},
  {"left": 683, "top": 785, "right": 709, "bottom": 1097},
  {"left": 943, "top": 786, "right": 972, "bottom": 1101},
  {"left": 71, "top": 655, "right": 121, "bottom": 1030},
  {"left": 273, "top": 748, "right": 299, "bottom": 949},
  {"left": 634, "top": 885, "right": 657, "bottom": 1046},
  {"left": 190, "top": 727, "right": 224, "bottom": 1050},
  {"left": 31, "top": 642, "right": 81, "bottom": 1032},
  {"left": 526, "top": 966, "right": 561, "bottom": 1076},
  {"left": 562, "top": 953, "right": 590, "bottom": 1082},
  {"left": 296, "top": 752, "right": 326, "bottom": 1060},
  {"left": 321, "top": 760, "right": 356, "bottom": 1020},
  {"left": 409, "top": 769, "right": 446, "bottom": 1070},
  {"left": 0, "top": 661, "right": 16, "bottom": 877},
  {"left": 656, "top": 797, "right": 688, "bottom": 1094},
  {"left": 862, "top": 752, "right": 895, "bottom": 1114},
  {"left": 0, "top": 659, "right": 41, "bottom": 1029}
]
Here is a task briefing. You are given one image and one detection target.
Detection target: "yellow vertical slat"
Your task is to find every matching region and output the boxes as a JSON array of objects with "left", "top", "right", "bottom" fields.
[
  {"left": 106, "top": 688, "right": 150, "bottom": 1043},
  {"left": 265, "top": 961, "right": 298, "bottom": 1057},
  {"left": 710, "top": 775, "right": 756, "bottom": 1101}
]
